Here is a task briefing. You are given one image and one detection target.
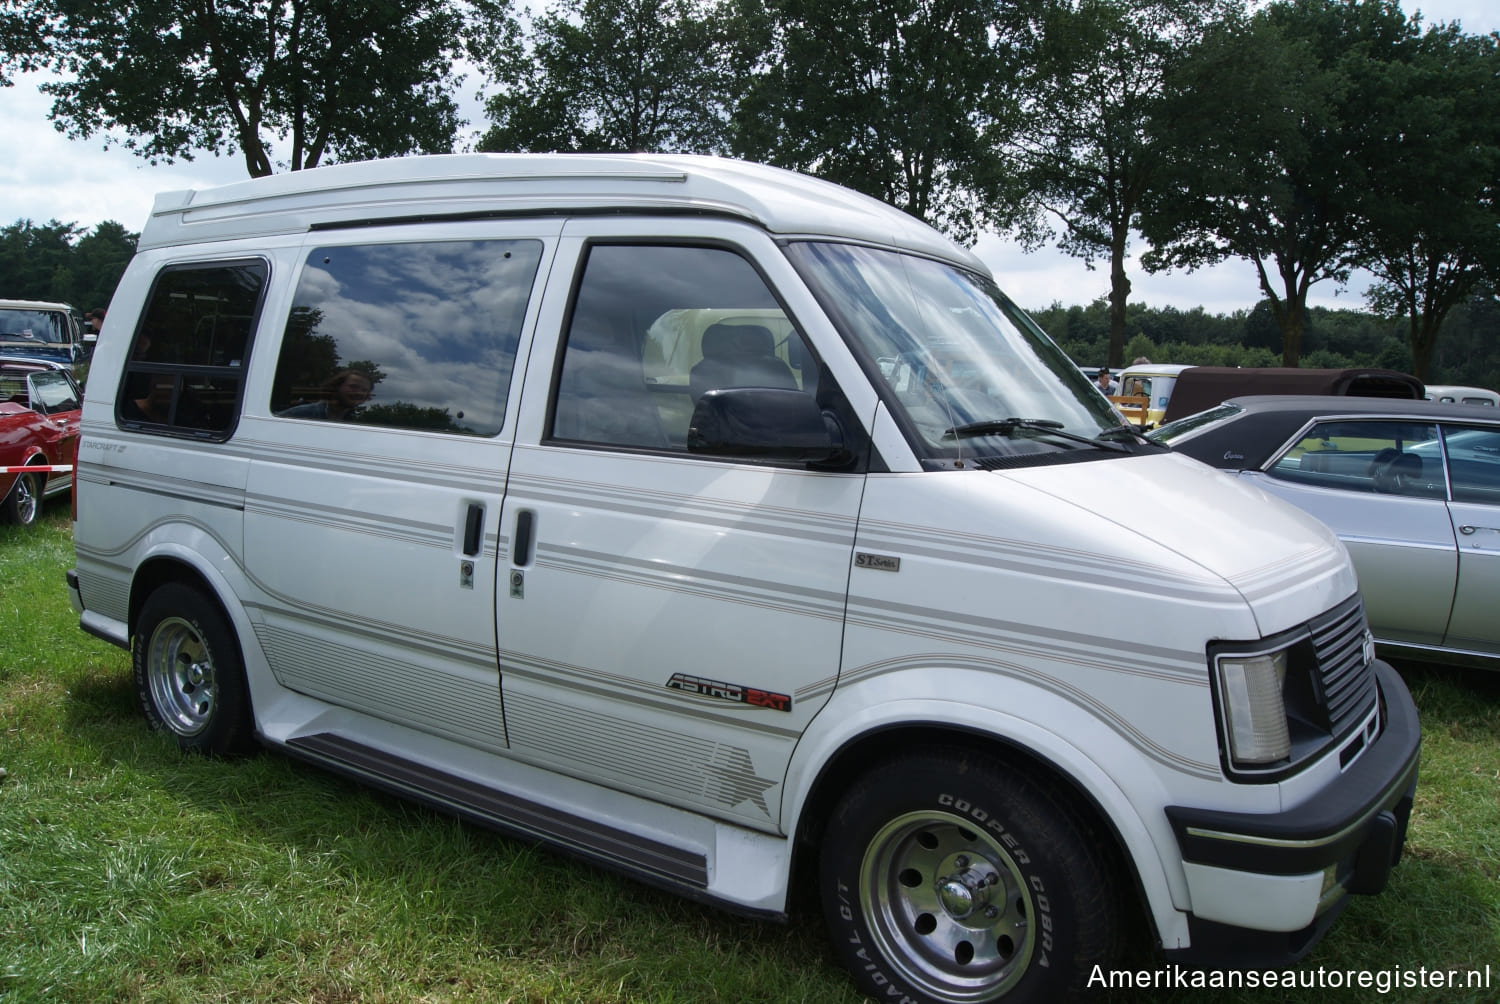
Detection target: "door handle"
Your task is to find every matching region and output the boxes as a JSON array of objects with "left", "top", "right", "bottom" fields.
[
  {"left": 513, "top": 510, "right": 535, "bottom": 566},
  {"left": 1460, "top": 525, "right": 1500, "bottom": 535},
  {"left": 463, "top": 503, "right": 484, "bottom": 556}
]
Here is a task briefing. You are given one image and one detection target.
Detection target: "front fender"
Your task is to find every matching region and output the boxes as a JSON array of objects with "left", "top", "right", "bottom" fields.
[{"left": 781, "top": 666, "right": 1210, "bottom": 952}]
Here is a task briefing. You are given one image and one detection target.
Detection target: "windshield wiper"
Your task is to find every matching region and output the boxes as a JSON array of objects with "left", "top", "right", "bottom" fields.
[
  {"left": 942, "top": 418, "right": 1129, "bottom": 452},
  {"left": 1096, "top": 423, "right": 1161, "bottom": 448}
]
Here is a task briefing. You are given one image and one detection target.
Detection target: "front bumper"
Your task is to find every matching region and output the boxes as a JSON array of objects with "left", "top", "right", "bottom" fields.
[{"left": 1163, "top": 659, "right": 1420, "bottom": 967}]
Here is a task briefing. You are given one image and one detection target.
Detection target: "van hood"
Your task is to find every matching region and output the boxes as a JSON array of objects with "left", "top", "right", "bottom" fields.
[
  {"left": 0, "top": 340, "right": 72, "bottom": 364},
  {"left": 995, "top": 451, "right": 1358, "bottom": 636}
]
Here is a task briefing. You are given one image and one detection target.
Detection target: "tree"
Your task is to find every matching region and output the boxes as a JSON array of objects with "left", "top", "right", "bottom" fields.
[
  {"left": 0, "top": 219, "right": 80, "bottom": 300},
  {"left": 477, "top": 0, "right": 740, "bottom": 154},
  {"left": 1356, "top": 24, "right": 1500, "bottom": 381},
  {"left": 23, "top": 0, "right": 491, "bottom": 178},
  {"left": 0, "top": 218, "right": 138, "bottom": 307},
  {"left": 1142, "top": 0, "right": 1418, "bottom": 367},
  {"left": 1004, "top": 0, "right": 1234, "bottom": 369},
  {"left": 71, "top": 222, "right": 139, "bottom": 310},
  {"left": 733, "top": 0, "right": 1022, "bottom": 243},
  {"left": 0, "top": 2, "right": 51, "bottom": 86}
]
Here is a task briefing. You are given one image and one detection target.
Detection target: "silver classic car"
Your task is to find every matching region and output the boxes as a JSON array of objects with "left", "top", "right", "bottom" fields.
[{"left": 1154, "top": 395, "right": 1500, "bottom": 669}]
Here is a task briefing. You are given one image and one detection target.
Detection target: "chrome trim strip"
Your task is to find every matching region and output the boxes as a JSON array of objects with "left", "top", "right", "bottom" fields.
[{"left": 1184, "top": 761, "right": 1416, "bottom": 853}]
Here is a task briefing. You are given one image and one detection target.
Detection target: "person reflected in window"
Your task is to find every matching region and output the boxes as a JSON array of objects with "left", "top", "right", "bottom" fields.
[
  {"left": 280, "top": 369, "right": 373, "bottom": 421},
  {"left": 121, "top": 375, "right": 175, "bottom": 424}
]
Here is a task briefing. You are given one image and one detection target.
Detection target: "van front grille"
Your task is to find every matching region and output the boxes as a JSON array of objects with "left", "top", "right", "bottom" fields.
[{"left": 1309, "top": 595, "right": 1378, "bottom": 738}]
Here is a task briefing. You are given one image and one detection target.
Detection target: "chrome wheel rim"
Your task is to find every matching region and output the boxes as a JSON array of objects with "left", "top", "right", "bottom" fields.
[
  {"left": 13, "top": 474, "right": 38, "bottom": 524},
  {"left": 146, "top": 617, "right": 216, "bottom": 736},
  {"left": 859, "top": 809, "right": 1035, "bottom": 1002}
]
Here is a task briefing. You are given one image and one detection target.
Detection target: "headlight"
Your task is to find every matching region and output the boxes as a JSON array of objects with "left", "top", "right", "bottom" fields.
[{"left": 1215, "top": 650, "right": 1291, "bottom": 767}]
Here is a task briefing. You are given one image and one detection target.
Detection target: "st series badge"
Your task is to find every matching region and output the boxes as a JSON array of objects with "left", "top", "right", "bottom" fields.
[{"left": 854, "top": 552, "right": 901, "bottom": 572}]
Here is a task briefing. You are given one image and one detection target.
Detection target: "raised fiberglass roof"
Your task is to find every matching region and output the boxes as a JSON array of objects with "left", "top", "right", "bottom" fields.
[{"left": 137, "top": 153, "right": 982, "bottom": 271}]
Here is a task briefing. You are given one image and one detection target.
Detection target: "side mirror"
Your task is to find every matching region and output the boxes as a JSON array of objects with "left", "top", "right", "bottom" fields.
[{"left": 687, "top": 387, "right": 845, "bottom": 463}]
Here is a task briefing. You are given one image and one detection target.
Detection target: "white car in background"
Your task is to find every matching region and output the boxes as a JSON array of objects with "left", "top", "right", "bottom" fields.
[{"left": 1424, "top": 384, "right": 1499, "bottom": 407}]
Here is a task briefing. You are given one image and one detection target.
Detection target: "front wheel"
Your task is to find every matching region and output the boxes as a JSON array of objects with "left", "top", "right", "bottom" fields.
[
  {"left": 1, "top": 469, "right": 42, "bottom": 526},
  {"left": 819, "top": 749, "right": 1121, "bottom": 1004},
  {"left": 133, "top": 582, "right": 258, "bottom": 756}
]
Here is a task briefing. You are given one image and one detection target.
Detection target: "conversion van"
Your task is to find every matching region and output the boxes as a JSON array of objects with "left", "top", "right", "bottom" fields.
[
  {"left": 68, "top": 154, "right": 1419, "bottom": 1004},
  {"left": 0, "top": 298, "right": 87, "bottom": 371}
]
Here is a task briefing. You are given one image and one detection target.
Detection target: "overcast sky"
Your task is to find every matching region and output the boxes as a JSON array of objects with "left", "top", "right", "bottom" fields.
[{"left": 0, "top": 0, "right": 1494, "bottom": 315}]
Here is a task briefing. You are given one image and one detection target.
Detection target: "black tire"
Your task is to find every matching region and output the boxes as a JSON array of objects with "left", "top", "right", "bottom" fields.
[
  {"left": 820, "top": 748, "right": 1121, "bottom": 1004},
  {"left": 1, "top": 469, "right": 42, "bottom": 526},
  {"left": 132, "top": 582, "right": 258, "bottom": 757}
]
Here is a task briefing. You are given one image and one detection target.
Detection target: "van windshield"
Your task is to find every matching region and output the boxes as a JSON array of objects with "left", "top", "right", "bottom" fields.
[
  {"left": 0, "top": 307, "right": 69, "bottom": 344},
  {"left": 785, "top": 242, "right": 1131, "bottom": 465}
]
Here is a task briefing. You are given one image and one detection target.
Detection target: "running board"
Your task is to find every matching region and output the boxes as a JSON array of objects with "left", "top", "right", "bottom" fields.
[{"left": 284, "top": 732, "right": 709, "bottom": 888}]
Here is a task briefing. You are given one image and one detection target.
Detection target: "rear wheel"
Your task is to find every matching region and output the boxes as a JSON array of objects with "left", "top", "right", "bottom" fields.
[
  {"left": 819, "top": 748, "right": 1121, "bottom": 1003},
  {"left": 133, "top": 583, "right": 258, "bottom": 756},
  {"left": 1, "top": 469, "right": 42, "bottom": 526}
]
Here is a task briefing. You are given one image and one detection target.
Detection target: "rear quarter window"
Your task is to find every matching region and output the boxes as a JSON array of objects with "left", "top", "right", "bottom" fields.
[{"left": 117, "top": 260, "right": 269, "bottom": 439}]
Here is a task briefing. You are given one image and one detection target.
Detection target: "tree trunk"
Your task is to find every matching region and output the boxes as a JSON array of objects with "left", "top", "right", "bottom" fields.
[
  {"left": 1254, "top": 255, "right": 1306, "bottom": 367},
  {"left": 1409, "top": 310, "right": 1441, "bottom": 382},
  {"left": 1281, "top": 300, "right": 1306, "bottom": 367},
  {"left": 1107, "top": 225, "right": 1131, "bottom": 368}
]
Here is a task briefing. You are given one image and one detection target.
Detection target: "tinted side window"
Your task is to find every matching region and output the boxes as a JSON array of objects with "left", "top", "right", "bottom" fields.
[
  {"left": 551, "top": 244, "right": 818, "bottom": 450},
  {"left": 1443, "top": 426, "right": 1500, "bottom": 505},
  {"left": 118, "top": 260, "right": 268, "bottom": 438},
  {"left": 270, "top": 239, "right": 542, "bottom": 436},
  {"left": 1268, "top": 420, "right": 1443, "bottom": 498}
]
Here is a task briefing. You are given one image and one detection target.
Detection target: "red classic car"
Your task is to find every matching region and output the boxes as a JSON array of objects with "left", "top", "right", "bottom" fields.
[{"left": 1, "top": 357, "right": 82, "bottom": 527}]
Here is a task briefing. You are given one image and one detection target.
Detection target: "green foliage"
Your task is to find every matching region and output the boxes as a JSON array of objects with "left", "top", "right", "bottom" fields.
[
  {"left": 1142, "top": 0, "right": 1423, "bottom": 367},
  {"left": 1026, "top": 293, "right": 1500, "bottom": 390},
  {"left": 733, "top": 0, "right": 1019, "bottom": 243},
  {"left": 1354, "top": 24, "right": 1500, "bottom": 381},
  {"left": 359, "top": 401, "right": 465, "bottom": 431},
  {"left": 27, "top": 0, "right": 482, "bottom": 177},
  {"left": 0, "top": 218, "right": 137, "bottom": 310},
  {"left": 4, "top": 506, "right": 1500, "bottom": 1002},
  {"left": 1006, "top": 0, "right": 1232, "bottom": 367},
  {"left": 478, "top": 0, "right": 739, "bottom": 154},
  {"left": 0, "top": 1, "right": 49, "bottom": 85}
]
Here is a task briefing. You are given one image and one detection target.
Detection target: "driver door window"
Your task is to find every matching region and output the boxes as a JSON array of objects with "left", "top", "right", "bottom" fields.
[
  {"left": 550, "top": 244, "right": 819, "bottom": 451},
  {"left": 1269, "top": 420, "right": 1444, "bottom": 499}
]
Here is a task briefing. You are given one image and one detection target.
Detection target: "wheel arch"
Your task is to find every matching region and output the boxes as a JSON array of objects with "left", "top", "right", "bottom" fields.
[
  {"left": 129, "top": 554, "right": 226, "bottom": 640},
  {"left": 785, "top": 715, "right": 1184, "bottom": 953}
]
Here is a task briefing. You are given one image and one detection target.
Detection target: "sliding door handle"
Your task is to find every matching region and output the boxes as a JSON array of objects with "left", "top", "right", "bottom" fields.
[{"left": 513, "top": 510, "right": 535, "bottom": 566}]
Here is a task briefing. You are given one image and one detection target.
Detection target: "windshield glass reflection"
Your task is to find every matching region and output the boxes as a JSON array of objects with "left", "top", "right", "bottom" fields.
[{"left": 786, "top": 242, "right": 1122, "bottom": 463}]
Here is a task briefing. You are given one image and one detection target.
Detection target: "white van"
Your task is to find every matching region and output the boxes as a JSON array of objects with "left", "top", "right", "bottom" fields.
[{"left": 69, "top": 154, "right": 1419, "bottom": 1004}]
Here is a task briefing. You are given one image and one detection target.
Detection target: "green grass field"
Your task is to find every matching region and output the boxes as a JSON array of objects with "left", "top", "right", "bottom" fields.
[{"left": 2, "top": 500, "right": 1497, "bottom": 1002}]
